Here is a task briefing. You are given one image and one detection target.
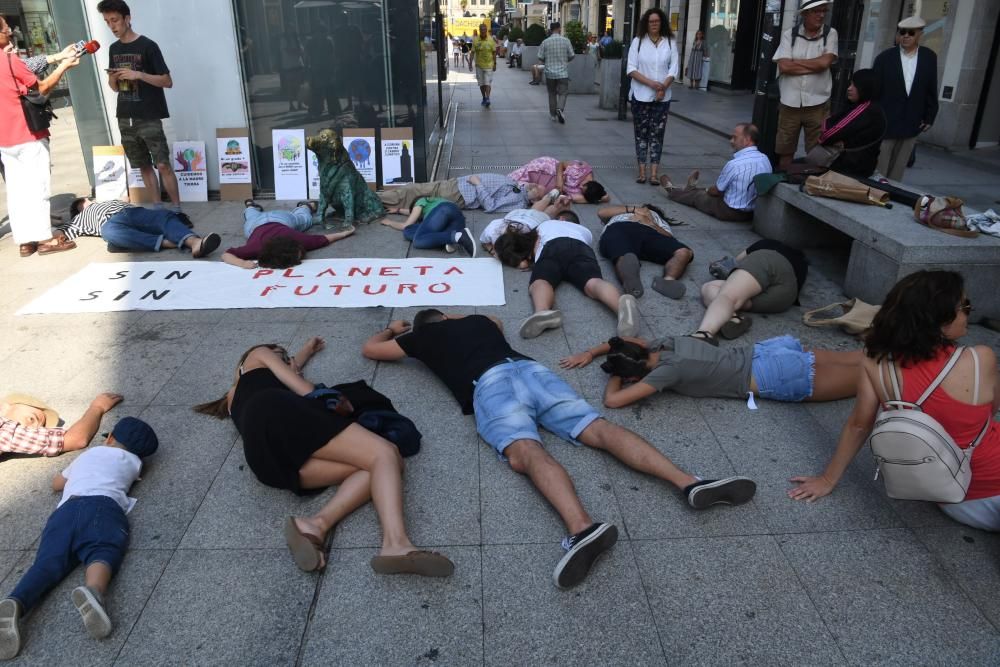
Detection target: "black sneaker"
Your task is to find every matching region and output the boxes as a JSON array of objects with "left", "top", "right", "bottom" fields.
[
  {"left": 106, "top": 243, "right": 130, "bottom": 253},
  {"left": 454, "top": 227, "right": 476, "bottom": 257},
  {"left": 684, "top": 477, "right": 757, "bottom": 509},
  {"left": 553, "top": 522, "right": 618, "bottom": 589},
  {"left": 556, "top": 108, "right": 565, "bottom": 124}
]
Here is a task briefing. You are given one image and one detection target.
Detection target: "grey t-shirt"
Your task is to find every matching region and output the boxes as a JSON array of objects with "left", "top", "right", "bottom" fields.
[{"left": 640, "top": 336, "right": 753, "bottom": 398}]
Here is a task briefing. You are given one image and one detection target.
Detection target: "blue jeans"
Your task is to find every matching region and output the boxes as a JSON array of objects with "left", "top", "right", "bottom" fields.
[
  {"left": 8, "top": 496, "right": 129, "bottom": 612},
  {"left": 751, "top": 336, "right": 815, "bottom": 402},
  {"left": 472, "top": 359, "right": 600, "bottom": 455},
  {"left": 243, "top": 206, "right": 313, "bottom": 238},
  {"left": 100, "top": 206, "right": 195, "bottom": 252},
  {"left": 402, "top": 202, "right": 465, "bottom": 249}
]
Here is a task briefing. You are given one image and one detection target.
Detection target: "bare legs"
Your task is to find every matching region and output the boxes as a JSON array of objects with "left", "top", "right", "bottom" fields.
[
  {"left": 577, "top": 419, "right": 697, "bottom": 489},
  {"left": 83, "top": 563, "right": 111, "bottom": 599},
  {"left": 697, "top": 270, "right": 762, "bottom": 335},
  {"left": 296, "top": 424, "right": 418, "bottom": 562},
  {"left": 506, "top": 439, "right": 592, "bottom": 534},
  {"left": 502, "top": 418, "right": 698, "bottom": 534}
]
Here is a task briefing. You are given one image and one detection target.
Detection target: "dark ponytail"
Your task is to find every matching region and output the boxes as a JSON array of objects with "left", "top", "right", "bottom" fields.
[{"left": 599, "top": 337, "right": 650, "bottom": 378}]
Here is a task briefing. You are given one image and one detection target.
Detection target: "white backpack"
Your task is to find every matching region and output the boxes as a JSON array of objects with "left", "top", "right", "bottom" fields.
[{"left": 868, "top": 346, "right": 990, "bottom": 504}]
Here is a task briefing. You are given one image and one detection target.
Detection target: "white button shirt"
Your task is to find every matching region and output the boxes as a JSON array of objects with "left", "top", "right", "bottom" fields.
[
  {"left": 900, "top": 47, "right": 918, "bottom": 95},
  {"left": 626, "top": 36, "right": 679, "bottom": 103}
]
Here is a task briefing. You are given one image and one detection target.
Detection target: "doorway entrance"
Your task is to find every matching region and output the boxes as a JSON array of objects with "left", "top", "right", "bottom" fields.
[{"left": 702, "top": 0, "right": 766, "bottom": 90}]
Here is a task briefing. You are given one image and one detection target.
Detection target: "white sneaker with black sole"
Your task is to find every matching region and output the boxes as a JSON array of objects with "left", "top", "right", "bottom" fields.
[
  {"left": 553, "top": 522, "right": 618, "bottom": 589},
  {"left": 684, "top": 477, "right": 757, "bottom": 509},
  {"left": 454, "top": 228, "right": 476, "bottom": 257}
]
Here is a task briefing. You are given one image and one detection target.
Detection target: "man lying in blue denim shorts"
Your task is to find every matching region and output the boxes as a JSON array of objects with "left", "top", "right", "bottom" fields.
[{"left": 363, "top": 310, "right": 757, "bottom": 590}]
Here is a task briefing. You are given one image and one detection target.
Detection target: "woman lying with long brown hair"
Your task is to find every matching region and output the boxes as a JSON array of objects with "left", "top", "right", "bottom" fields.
[{"left": 193, "top": 332, "right": 452, "bottom": 577}]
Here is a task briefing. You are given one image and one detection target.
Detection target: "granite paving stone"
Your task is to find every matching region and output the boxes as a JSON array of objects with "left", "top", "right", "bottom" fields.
[{"left": 0, "top": 61, "right": 997, "bottom": 665}]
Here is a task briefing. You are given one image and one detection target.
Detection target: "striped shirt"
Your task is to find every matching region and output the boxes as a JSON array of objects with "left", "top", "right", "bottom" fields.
[
  {"left": 537, "top": 34, "right": 574, "bottom": 79},
  {"left": 56, "top": 200, "right": 130, "bottom": 240},
  {"left": 716, "top": 146, "right": 773, "bottom": 211},
  {"left": 1, "top": 416, "right": 65, "bottom": 457}
]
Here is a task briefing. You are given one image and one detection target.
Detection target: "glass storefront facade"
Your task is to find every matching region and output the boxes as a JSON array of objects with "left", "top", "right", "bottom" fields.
[
  {"left": 233, "top": 0, "right": 431, "bottom": 192},
  {"left": 2, "top": 0, "right": 69, "bottom": 98}
]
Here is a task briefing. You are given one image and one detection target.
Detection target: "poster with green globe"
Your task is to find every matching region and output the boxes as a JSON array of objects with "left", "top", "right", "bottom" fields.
[{"left": 172, "top": 141, "right": 209, "bottom": 201}]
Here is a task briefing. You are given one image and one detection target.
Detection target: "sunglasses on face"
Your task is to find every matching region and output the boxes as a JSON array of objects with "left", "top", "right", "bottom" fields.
[
  {"left": 898, "top": 29, "right": 920, "bottom": 36},
  {"left": 960, "top": 298, "right": 973, "bottom": 315}
]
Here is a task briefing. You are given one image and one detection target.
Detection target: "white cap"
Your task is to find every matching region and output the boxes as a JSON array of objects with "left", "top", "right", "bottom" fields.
[{"left": 898, "top": 16, "right": 927, "bottom": 29}]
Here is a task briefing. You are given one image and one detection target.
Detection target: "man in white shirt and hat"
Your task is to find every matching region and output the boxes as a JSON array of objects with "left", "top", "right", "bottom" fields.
[
  {"left": 771, "top": 0, "right": 838, "bottom": 170},
  {"left": 871, "top": 15, "right": 939, "bottom": 181}
]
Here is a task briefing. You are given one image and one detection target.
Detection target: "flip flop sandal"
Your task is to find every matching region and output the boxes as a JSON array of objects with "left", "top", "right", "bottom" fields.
[
  {"left": 284, "top": 516, "right": 326, "bottom": 572},
  {"left": 370, "top": 550, "right": 455, "bottom": 577},
  {"left": 719, "top": 314, "right": 753, "bottom": 340},
  {"left": 193, "top": 233, "right": 221, "bottom": 259},
  {"left": 649, "top": 176, "right": 661, "bottom": 186},
  {"left": 244, "top": 199, "right": 263, "bottom": 211},
  {"left": 687, "top": 331, "right": 719, "bottom": 347},
  {"left": 635, "top": 176, "right": 647, "bottom": 184}
]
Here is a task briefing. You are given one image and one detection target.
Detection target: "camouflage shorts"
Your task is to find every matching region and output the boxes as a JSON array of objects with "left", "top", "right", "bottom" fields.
[{"left": 118, "top": 117, "right": 170, "bottom": 168}]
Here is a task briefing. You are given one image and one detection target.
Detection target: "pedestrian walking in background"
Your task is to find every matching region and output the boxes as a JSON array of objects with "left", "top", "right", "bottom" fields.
[
  {"left": 538, "top": 22, "right": 574, "bottom": 124},
  {"left": 872, "top": 15, "right": 938, "bottom": 181},
  {"left": 627, "top": 8, "right": 678, "bottom": 186},
  {"left": 686, "top": 30, "right": 707, "bottom": 89},
  {"left": 472, "top": 24, "right": 497, "bottom": 108},
  {"left": 771, "top": 0, "right": 838, "bottom": 170}
]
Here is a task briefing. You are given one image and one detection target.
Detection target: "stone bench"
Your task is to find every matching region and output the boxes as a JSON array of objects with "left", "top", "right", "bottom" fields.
[{"left": 754, "top": 182, "right": 1000, "bottom": 319}]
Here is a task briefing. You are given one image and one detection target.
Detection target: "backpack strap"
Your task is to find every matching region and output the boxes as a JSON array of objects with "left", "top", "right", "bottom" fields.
[
  {"left": 876, "top": 356, "right": 895, "bottom": 402},
  {"left": 887, "top": 352, "right": 904, "bottom": 402},
  {"left": 915, "top": 346, "right": 965, "bottom": 406},
  {"left": 970, "top": 346, "right": 981, "bottom": 405}
]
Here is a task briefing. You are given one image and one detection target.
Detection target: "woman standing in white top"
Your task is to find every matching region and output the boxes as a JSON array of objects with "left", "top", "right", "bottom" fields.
[{"left": 626, "top": 8, "right": 679, "bottom": 186}]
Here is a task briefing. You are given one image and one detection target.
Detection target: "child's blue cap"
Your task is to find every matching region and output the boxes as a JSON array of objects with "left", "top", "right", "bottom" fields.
[{"left": 110, "top": 417, "right": 159, "bottom": 458}]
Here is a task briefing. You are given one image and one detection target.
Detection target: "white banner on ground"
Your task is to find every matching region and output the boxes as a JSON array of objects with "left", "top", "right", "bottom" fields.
[
  {"left": 272, "top": 129, "right": 307, "bottom": 200},
  {"left": 172, "top": 141, "right": 209, "bottom": 202},
  {"left": 16, "top": 258, "right": 505, "bottom": 314}
]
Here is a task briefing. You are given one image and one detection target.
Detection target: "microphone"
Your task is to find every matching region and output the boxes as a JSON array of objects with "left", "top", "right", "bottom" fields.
[{"left": 73, "top": 40, "right": 100, "bottom": 55}]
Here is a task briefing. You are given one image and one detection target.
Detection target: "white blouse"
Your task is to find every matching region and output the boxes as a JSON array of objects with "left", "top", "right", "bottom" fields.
[{"left": 626, "top": 35, "right": 679, "bottom": 103}]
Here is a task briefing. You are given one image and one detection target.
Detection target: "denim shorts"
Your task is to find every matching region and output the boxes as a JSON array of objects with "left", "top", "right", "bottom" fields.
[
  {"left": 472, "top": 359, "right": 600, "bottom": 456},
  {"left": 750, "top": 336, "right": 815, "bottom": 402}
]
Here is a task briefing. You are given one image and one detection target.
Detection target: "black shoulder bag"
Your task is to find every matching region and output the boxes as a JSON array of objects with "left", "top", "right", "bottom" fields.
[{"left": 6, "top": 53, "right": 56, "bottom": 133}]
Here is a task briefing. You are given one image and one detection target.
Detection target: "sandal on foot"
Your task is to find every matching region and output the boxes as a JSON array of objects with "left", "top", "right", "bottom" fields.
[
  {"left": 71, "top": 586, "right": 112, "bottom": 639},
  {"left": 635, "top": 176, "right": 647, "bottom": 184},
  {"left": 719, "top": 314, "right": 752, "bottom": 340},
  {"left": 687, "top": 331, "right": 719, "bottom": 347},
  {"left": 284, "top": 516, "right": 325, "bottom": 572},
  {"left": 651, "top": 276, "right": 686, "bottom": 299},
  {"left": 649, "top": 176, "right": 660, "bottom": 186},
  {"left": 192, "top": 233, "right": 221, "bottom": 259},
  {"left": 244, "top": 199, "right": 263, "bottom": 211},
  {"left": 296, "top": 200, "right": 319, "bottom": 214},
  {"left": 370, "top": 550, "right": 454, "bottom": 577}
]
